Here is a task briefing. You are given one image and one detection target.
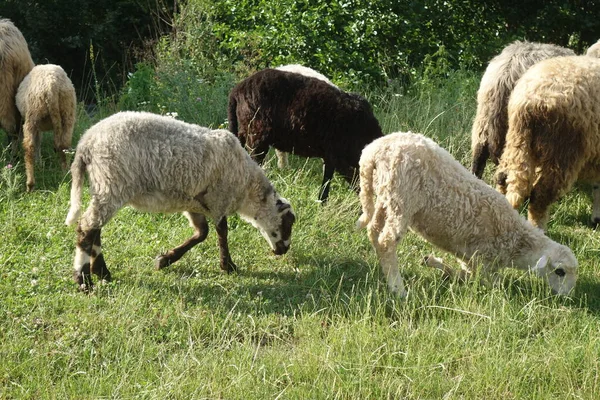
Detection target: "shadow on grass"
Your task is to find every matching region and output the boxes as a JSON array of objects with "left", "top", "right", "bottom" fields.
[{"left": 132, "top": 249, "right": 379, "bottom": 317}]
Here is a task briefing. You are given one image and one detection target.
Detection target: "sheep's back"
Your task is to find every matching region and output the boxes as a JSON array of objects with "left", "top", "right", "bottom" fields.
[
  {"left": 231, "top": 69, "right": 381, "bottom": 160},
  {"left": 77, "top": 112, "right": 252, "bottom": 211},
  {"left": 508, "top": 56, "right": 600, "bottom": 164},
  {"left": 373, "top": 132, "right": 533, "bottom": 260}
]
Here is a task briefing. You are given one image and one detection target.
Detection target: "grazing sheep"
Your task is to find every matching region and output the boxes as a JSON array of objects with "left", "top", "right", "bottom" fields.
[
  {"left": 357, "top": 131, "right": 577, "bottom": 297},
  {"left": 273, "top": 64, "right": 339, "bottom": 169},
  {"left": 65, "top": 111, "right": 296, "bottom": 291},
  {"left": 470, "top": 41, "right": 575, "bottom": 178},
  {"left": 496, "top": 55, "right": 600, "bottom": 229},
  {"left": 0, "top": 19, "right": 34, "bottom": 155},
  {"left": 587, "top": 39, "right": 600, "bottom": 58},
  {"left": 228, "top": 68, "right": 382, "bottom": 202},
  {"left": 16, "top": 64, "right": 76, "bottom": 191}
]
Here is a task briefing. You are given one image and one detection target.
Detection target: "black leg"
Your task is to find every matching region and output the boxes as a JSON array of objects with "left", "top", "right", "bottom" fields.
[
  {"left": 73, "top": 226, "right": 103, "bottom": 291},
  {"left": 471, "top": 143, "right": 490, "bottom": 179},
  {"left": 156, "top": 213, "right": 210, "bottom": 269},
  {"left": 318, "top": 162, "right": 335, "bottom": 203},
  {"left": 215, "top": 217, "right": 237, "bottom": 273}
]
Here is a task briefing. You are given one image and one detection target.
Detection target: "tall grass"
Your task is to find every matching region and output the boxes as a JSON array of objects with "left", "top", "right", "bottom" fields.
[{"left": 1, "top": 70, "right": 599, "bottom": 399}]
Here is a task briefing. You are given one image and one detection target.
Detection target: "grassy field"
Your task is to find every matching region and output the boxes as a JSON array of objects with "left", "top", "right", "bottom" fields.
[{"left": 1, "top": 72, "right": 600, "bottom": 399}]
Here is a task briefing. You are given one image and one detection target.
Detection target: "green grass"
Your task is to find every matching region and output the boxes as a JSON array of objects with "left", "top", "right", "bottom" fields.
[{"left": 1, "top": 72, "right": 600, "bottom": 399}]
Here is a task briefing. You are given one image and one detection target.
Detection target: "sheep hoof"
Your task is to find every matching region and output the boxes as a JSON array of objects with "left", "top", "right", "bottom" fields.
[
  {"left": 221, "top": 259, "right": 238, "bottom": 274},
  {"left": 155, "top": 255, "right": 172, "bottom": 270},
  {"left": 26, "top": 183, "right": 35, "bottom": 193},
  {"left": 590, "top": 217, "right": 600, "bottom": 228},
  {"left": 73, "top": 271, "right": 93, "bottom": 292}
]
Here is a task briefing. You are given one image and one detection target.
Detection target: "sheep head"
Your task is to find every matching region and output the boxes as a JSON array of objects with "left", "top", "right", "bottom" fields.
[
  {"left": 242, "top": 189, "right": 296, "bottom": 255},
  {"left": 531, "top": 244, "right": 578, "bottom": 295}
]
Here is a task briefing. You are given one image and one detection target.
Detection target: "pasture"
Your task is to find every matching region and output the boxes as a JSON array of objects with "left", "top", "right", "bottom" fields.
[{"left": 1, "top": 71, "right": 600, "bottom": 399}]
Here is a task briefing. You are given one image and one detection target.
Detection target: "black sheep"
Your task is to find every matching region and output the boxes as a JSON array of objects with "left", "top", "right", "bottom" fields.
[{"left": 228, "top": 68, "right": 383, "bottom": 202}]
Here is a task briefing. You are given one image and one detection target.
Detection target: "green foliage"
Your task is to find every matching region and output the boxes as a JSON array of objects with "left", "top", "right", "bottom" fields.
[
  {"left": 118, "top": 60, "right": 235, "bottom": 128},
  {"left": 0, "top": 160, "right": 23, "bottom": 203},
  {"left": 0, "top": 0, "right": 177, "bottom": 102}
]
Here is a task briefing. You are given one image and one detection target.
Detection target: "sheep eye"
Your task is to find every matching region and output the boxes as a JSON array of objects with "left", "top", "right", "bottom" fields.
[
  {"left": 555, "top": 268, "right": 566, "bottom": 277},
  {"left": 271, "top": 232, "right": 278, "bottom": 238}
]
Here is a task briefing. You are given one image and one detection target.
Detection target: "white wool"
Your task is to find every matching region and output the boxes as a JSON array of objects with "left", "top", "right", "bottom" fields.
[{"left": 358, "top": 131, "right": 578, "bottom": 297}]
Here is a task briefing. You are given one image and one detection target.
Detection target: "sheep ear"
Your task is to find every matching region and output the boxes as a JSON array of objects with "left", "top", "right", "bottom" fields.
[{"left": 534, "top": 255, "right": 549, "bottom": 271}]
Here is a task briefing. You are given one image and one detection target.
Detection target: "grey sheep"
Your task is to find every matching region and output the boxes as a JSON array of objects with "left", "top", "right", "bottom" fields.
[{"left": 65, "top": 111, "right": 296, "bottom": 291}]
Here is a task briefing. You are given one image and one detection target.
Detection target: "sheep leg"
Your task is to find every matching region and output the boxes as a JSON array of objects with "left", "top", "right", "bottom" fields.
[
  {"left": 528, "top": 172, "right": 565, "bottom": 230},
  {"left": 215, "top": 217, "right": 238, "bottom": 273},
  {"left": 376, "top": 244, "right": 407, "bottom": 298},
  {"left": 471, "top": 142, "right": 490, "bottom": 178},
  {"left": 275, "top": 149, "right": 289, "bottom": 169},
  {"left": 73, "top": 226, "right": 111, "bottom": 291},
  {"left": 53, "top": 131, "right": 70, "bottom": 171},
  {"left": 318, "top": 162, "right": 335, "bottom": 203},
  {"left": 591, "top": 183, "right": 600, "bottom": 226},
  {"left": 424, "top": 255, "right": 471, "bottom": 282},
  {"left": 22, "top": 120, "right": 38, "bottom": 192},
  {"left": 4, "top": 113, "right": 21, "bottom": 161},
  {"left": 155, "top": 212, "right": 209, "bottom": 270}
]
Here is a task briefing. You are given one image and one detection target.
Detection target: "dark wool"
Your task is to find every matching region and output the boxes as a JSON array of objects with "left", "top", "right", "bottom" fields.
[{"left": 228, "top": 68, "right": 383, "bottom": 202}]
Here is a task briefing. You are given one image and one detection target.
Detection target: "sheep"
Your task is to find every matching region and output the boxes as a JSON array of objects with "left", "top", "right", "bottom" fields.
[
  {"left": 64, "top": 111, "right": 296, "bottom": 291},
  {"left": 496, "top": 55, "right": 600, "bottom": 229},
  {"left": 16, "top": 64, "right": 77, "bottom": 192},
  {"left": 470, "top": 40, "right": 575, "bottom": 178},
  {"left": 273, "top": 64, "right": 339, "bottom": 169},
  {"left": 228, "top": 68, "right": 382, "bottom": 203},
  {"left": 586, "top": 39, "right": 600, "bottom": 58},
  {"left": 0, "top": 19, "right": 34, "bottom": 156},
  {"left": 357, "top": 131, "right": 578, "bottom": 298}
]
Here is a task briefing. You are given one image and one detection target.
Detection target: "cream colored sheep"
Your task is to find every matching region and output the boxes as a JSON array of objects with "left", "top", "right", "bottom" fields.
[
  {"left": 357, "top": 131, "right": 577, "bottom": 297},
  {"left": 273, "top": 64, "right": 339, "bottom": 169},
  {"left": 65, "top": 111, "right": 296, "bottom": 291},
  {"left": 0, "top": 19, "right": 34, "bottom": 154},
  {"left": 470, "top": 41, "right": 575, "bottom": 178},
  {"left": 16, "top": 64, "right": 76, "bottom": 191},
  {"left": 496, "top": 55, "right": 600, "bottom": 229}
]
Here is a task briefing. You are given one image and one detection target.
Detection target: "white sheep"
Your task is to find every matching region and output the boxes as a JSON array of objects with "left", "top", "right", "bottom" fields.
[
  {"left": 0, "top": 18, "right": 34, "bottom": 155},
  {"left": 16, "top": 64, "right": 76, "bottom": 191},
  {"left": 65, "top": 111, "right": 296, "bottom": 291},
  {"left": 357, "top": 131, "right": 578, "bottom": 297},
  {"left": 272, "top": 64, "right": 339, "bottom": 169}
]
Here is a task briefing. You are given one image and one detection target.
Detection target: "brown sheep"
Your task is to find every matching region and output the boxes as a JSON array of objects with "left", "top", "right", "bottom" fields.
[
  {"left": 470, "top": 40, "right": 575, "bottom": 178},
  {"left": 496, "top": 55, "right": 600, "bottom": 229},
  {"left": 0, "top": 19, "right": 34, "bottom": 155},
  {"left": 16, "top": 64, "right": 77, "bottom": 191}
]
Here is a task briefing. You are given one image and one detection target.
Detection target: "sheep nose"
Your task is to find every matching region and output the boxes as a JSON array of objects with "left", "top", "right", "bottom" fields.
[{"left": 273, "top": 241, "right": 289, "bottom": 255}]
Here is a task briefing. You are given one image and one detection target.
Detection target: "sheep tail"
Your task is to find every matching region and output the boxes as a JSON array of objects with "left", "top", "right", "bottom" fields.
[
  {"left": 356, "top": 148, "right": 376, "bottom": 230},
  {"left": 500, "top": 105, "right": 536, "bottom": 209},
  {"left": 65, "top": 150, "right": 86, "bottom": 226}
]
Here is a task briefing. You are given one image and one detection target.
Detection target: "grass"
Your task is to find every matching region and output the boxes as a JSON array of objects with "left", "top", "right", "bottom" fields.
[{"left": 1, "top": 71, "right": 600, "bottom": 399}]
